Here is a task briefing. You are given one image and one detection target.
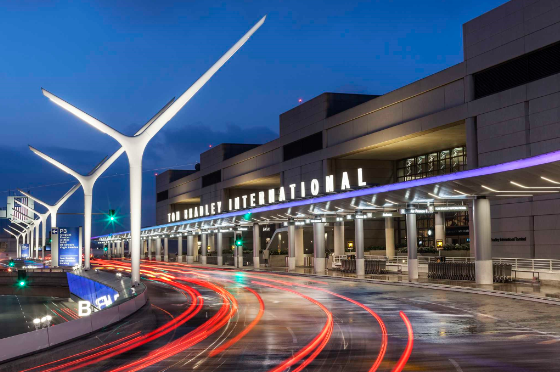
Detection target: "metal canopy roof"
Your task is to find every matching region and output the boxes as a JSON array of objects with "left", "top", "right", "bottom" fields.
[{"left": 95, "top": 149, "right": 560, "bottom": 240}]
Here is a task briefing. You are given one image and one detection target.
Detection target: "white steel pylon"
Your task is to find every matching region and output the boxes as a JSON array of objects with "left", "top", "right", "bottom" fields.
[
  {"left": 11, "top": 215, "right": 38, "bottom": 258},
  {"left": 4, "top": 228, "right": 23, "bottom": 257},
  {"left": 15, "top": 199, "right": 50, "bottom": 261},
  {"left": 29, "top": 98, "right": 175, "bottom": 270},
  {"left": 18, "top": 184, "right": 81, "bottom": 266},
  {"left": 41, "top": 17, "right": 266, "bottom": 285}
]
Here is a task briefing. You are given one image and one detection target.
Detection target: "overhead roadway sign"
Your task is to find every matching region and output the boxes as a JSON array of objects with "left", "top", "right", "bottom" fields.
[
  {"left": 434, "top": 206, "right": 468, "bottom": 211},
  {"left": 400, "top": 207, "right": 434, "bottom": 214}
]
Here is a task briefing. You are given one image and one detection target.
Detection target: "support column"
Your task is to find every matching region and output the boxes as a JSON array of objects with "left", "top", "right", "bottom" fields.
[
  {"left": 108, "top": 241, "right": 112, "bottom": 259},
  {"left": 217, "top": 232, "right": 223, "bottom": 266},
  {"left": 193, "top": 235, "right": 199, "bottom": 262},
  {"left": 385, "top": 217, "right": 395, "bottom": 259},
  {"left": 146, "top": 239, "right": 151, "bottom": 259},
  {"left": 156, "top": 237, "right": 161, "bottom": 261},
  {"left": 200, "top": 233, "right": 207, "bottom": 265},
  {"left": 474, "top": 198, "right": 493, "bottom": 284},
  {"left": 435, "top": 212, "right": 445, "bottom": 248},
  {"left": 164, "top": 237, "right": 169, "bottom": 262},
  {"left": 121, "top": 241, "right": 125, "bottom": 258},
  {"left": 233, "top": 232, "right": 239, "bottom": 268},
  {"left": 177, "top": 235, "right": 183, "bottom": 262},
  {"left": 288, "top": 221, "right": 296, "bottom": 270},
  {"left": 406, "top": 213, "right": 418, "bottom": 281},
  {"left": 237, "top": 232, "right": 244, "bottom": 268},
  {"left": 313, "top": 221, "right": 325, "bottom": 274},
  {"left": 355, "top": 216, "right": 365, "bottom": 277},
  {"left": 334, "top": 221, "right": 345, "bottom": 256},
  {"left": 186, "top": 235, "right": 194, "bottom": 264},
  {"left": 30, "top": 229, "right": 34, "bottom": 259},
  {"left": 295, "top": 227, "right": 304, "bottom": 266},
  {"left": 35, "top": 225, "right": 39, "bottom": 258},
  {"left": 253, "top": 224, "right": 260, "bottom": 268}
]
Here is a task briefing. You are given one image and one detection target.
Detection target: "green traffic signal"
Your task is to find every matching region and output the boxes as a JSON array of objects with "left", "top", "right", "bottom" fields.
[
  {"left": 18, "top": 280, "right": 26, "bottom": 287},
  {"left": 235, "top": 239, "right": 243, "bottom": 247},
  {"left": 9, "top": 260, "right": 14, "bottom": 267},
  {"left": 104, "top": 246, "right": 108, "bottom": 251}
]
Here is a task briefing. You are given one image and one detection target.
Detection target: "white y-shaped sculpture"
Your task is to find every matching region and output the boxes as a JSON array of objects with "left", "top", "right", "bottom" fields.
[
  {"left": 42, "top": 16, "right": 265, "bottom": 284},
  {"left": 10, "top": 223, "right": 27, "bottom": 240},
  {"left": 10, "top": 224, "right": 30, "bottom": 257},
  {"left": 29, "top": 98, "right": 175, "bottom": 269},
  {"left": 12, "top": 215, "right": 38, "bottom": 258},
  {"left": 4, "top": 228, "right": 23, "bottom": 257},
  {"left": 15, "top": 200, "right": 50, "bottom": 261},
  {"left": 18, "top": 184, "right": 81, "bottom": 266}
]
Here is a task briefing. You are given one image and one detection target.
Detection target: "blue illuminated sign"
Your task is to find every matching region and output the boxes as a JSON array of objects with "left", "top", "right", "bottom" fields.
[
  {"left": 66, "top": 272, "right": 119, "bottom": 309},
  {"left": 20, "top": 244, "right": 29, "bottom": 258},
  {"left": 58, "top": 227, "right": 80, "bottom": 266}
]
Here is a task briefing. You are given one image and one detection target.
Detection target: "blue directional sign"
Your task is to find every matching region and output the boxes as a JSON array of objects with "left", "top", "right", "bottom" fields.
[
  {"left": 20, "top": 244, "right": 29, "bottom": 258},
  {"left": 58, "top": 227, "right": 80, "bottom": 266}
]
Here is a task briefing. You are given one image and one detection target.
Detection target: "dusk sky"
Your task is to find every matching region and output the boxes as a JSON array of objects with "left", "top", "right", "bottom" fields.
[{"left": 0, "top": 0, "right": 508, "bottom": 236}]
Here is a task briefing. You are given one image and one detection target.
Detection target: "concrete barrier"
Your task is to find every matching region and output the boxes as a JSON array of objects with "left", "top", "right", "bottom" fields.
[
  {"left": 48, "top": 316, "right": 93, "bottom": 345},
  {"left": 0, "top": 328, "right": 49, "bottom": 362},
  {"left": 91, "top": 305, "right": 120, "bottom": 331}
]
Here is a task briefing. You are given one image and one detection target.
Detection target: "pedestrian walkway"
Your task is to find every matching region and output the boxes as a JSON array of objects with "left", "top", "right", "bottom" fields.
[{"left": 248, "top": 265, "right": 560, "bottom": 301}]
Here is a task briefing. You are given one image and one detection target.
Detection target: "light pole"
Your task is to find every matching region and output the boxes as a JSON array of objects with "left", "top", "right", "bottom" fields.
[
  {"left": 18, "top": 184, "right": 81, "bottom": 266},
  {"left": 11, "top": 217, "right": 36, "bottom": 257},
  {"left": 41, "top": 17, "right": 265, "bottom": 285},
  {"left": 18, "top": 185, "right": 80, "bottom": 229},
  {"left": 28, "top": 98, "right": 175, "bottom": 270},
  {"left": 14, "top": 200, "right": 50, "bottom": 261},
  {"left": 4, "top": 228, "right": 23, "bottom": 258},
  {"left": 12, "top": 215, "right": 40, "bottom": 258}
]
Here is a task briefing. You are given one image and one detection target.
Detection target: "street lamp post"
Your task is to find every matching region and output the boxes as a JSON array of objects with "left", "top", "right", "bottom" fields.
[
  {"left": 4, "top": 228, "right": 23, "bottom": 258},
  {"left": 14, "top": 200, "right": 50, "bottom": 261},
  {"left": 18, "top": 184, "right": 81, "bottom": 266},
  {"left": 28, "top": 98, "right": 175, "bottom": 270},
  {"left": 11, "top": 217, "right": 37, "bottom": 257},
  {"left": 41, "top": 17, "right": 265, "bottom": 285}
]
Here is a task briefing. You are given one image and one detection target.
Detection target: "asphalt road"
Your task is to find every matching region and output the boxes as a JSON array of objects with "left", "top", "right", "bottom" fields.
[
  {"left": 4, "top": 260, "right": 560, "bottom": 371},
  {"left": 0, "top": 295, "right": 79, "bottom": 339}
]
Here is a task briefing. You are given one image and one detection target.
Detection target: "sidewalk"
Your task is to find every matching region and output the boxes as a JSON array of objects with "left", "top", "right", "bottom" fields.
[{"left": 246, "top": 265, "right": 560, "bottom": 303}]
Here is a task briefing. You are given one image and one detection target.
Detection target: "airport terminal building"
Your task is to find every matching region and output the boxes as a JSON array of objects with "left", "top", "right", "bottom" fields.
[{"left": 151, "top": 0, "right": 560, "bottom": 261}]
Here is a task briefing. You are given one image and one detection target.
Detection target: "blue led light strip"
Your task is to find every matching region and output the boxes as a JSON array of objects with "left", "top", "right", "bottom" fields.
[{"left": 93, "top": 148, "right": 560, "bottom": 238}]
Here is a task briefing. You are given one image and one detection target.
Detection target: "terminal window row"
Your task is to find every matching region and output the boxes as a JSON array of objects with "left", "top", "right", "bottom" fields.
[{"left": 396, "top": 146, "right": 466, "bottom": 183}]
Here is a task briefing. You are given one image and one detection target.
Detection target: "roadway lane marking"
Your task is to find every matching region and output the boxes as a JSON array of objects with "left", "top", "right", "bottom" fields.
[
  {"left": 449, "top": 358, "right": 464, "bottom": 372},
  {"left": 286, "top": 326, "right": 298, "bottom": 343}
]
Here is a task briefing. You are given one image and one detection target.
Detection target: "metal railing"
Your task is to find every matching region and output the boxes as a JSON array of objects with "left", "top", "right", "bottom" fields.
[
  {"left": 493, "top": 258, "right": 560, "bottom": 272},
  {"left": 333, "top": 255, "right": 560, "bottom": 273}
]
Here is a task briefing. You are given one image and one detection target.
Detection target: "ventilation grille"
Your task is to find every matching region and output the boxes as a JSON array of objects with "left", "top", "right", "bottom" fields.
[{"left": 474, "top": 42, "right": 560, "bottom": 99}]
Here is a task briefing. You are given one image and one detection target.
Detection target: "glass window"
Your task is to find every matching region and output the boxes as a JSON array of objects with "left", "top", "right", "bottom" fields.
[{"left": 397, "top": 146, "right": 467, "bottom": 182}]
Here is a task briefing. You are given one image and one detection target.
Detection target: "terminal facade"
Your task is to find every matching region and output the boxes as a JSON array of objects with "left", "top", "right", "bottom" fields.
[{"left": 154, "top": 0, "right": 560, "bottom": 261}]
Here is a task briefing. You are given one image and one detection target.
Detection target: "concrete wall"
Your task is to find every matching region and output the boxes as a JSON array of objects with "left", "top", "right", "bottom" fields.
[{"left": 463, "top": 0, "right": 560, "bottom": 75}]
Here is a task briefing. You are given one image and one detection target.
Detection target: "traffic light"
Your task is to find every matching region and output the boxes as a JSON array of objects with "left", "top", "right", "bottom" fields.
[
  {"left": 108, "top": 209, "right": 116, "bottom": 222},
  {"left": 104, "top": 246, "right": 108, "bottom": 252},
  {"left": 17, "top": 270, "right": 27, "bottom": 287},
  {"left": 9, "top": 259, "right": 14, "bottom": 267},
  {"left": 235, "top": 238, "right": 243, "bottom": 247}
]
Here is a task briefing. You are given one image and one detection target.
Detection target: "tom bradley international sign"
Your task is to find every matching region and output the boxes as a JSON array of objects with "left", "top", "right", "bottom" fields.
[{"left": 168, "top": 168, "right": 368, "bottom": 223}]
